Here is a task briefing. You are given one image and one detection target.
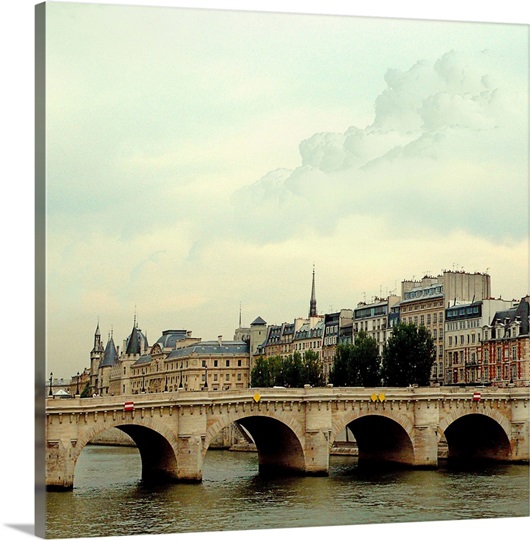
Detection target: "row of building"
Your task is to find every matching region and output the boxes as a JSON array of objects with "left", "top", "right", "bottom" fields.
[{"left": 49, "top": 268, "right": 530, "bottom": 397}]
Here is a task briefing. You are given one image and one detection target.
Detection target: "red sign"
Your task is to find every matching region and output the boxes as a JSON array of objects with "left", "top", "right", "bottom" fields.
[
  {"left": 472, "top": 392, "right": 481, "bottom": 402},
  {"left": 124, "top": 401, "right": 135, "bottom": 411}
]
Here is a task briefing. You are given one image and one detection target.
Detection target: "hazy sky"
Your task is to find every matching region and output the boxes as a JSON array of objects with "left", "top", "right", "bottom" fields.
[{"left": 44, "top": 2, "right": 528, "bottom": 378}]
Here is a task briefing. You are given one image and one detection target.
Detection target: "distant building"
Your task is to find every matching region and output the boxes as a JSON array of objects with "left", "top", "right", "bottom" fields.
[
  {"left": 353, "top": 295, "right": 400, "bottom": 355},
  {"left": 445, "top": 298, "right": 516, "bottom": 384},
  {"left": 480, "top": 296, "right": 530, "bottom": 386},
  {"left": 159, "top": 337, "right": 250, "bottom": 392},
  {"left": 322, "top": 309, "right": 353, "bottom": 381},
  {"left": 400, "top": 270, "right": 491, "bottom": 385}
]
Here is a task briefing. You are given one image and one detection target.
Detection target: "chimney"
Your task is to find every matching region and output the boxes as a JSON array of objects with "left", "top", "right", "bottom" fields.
[{"left": 218, "top": 335, "right": 222, "bottom": 346}]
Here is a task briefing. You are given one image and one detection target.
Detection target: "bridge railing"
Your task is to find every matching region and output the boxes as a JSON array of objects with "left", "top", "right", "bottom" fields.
[{"left": 45, "top": 385, "right": 529, "bottom": 414}]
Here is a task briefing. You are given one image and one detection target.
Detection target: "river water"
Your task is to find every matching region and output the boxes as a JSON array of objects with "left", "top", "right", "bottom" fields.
[{"left": 46, "top": 446, "right": 529, "bottom": 539}]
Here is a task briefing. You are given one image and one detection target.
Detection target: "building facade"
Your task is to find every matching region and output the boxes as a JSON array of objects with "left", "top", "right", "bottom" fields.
[
  {"left": 480, "top": 296, "right": 530, "bottom": 386},
  {"left": 444, "top": 298, "right": 516, "bottom": 385},
  {"left": 400, "top": 271, "right": 491, "bottom": 384},
  {"left": 353, "top": 296, "right": 399, "bottom": 355}
]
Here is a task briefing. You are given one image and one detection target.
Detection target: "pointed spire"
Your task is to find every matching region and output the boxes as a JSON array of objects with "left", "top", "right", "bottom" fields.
[
  {"left": 309, "top": 265, "right": 317, "bottom": 317},
  {"left": 239, "top": 302, "right": 242, "bottom": 328},
  {"left": 134, "top": 306, "right": 137, "bottom": 328},
  {"left": 92, "top": 319, "right": 103, "bottom": 353}
]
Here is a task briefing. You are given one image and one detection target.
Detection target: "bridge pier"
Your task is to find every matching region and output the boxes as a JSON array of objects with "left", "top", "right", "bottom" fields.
[
  {"left": 304, "top": 430, "right": 330, "bottom": 475},
  {"left": 304, "top": 399, "right": 332, "bottom": 475},
  {"left": 411, "top": 401, "right": 439, "bottom": 468},
  {"left": 509, "top": 401, "right": 530, "bottom": 463},
  {"left": 176, "top": 435, "right": 204, "bottom": 482},
  {"left": 176, "top": 408, "right": 207, "bottom": 481},
  {"left": 411, "top": 425, "right": 439, "bottom": 467},
  {"left": 46, "top": 438, "right": 76, "bottom": 491}
]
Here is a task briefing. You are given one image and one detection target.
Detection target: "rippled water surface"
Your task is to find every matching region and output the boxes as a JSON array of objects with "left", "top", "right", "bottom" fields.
[{"left": 46, "top": 446, "right": 529, "bottom": 538}]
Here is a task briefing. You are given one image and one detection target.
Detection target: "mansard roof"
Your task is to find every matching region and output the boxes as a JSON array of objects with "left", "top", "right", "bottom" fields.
[
  {"left": 492, "top": 297, "right": 529, "bottom": 335},
  {"left": 155, "top": 329, "right": 189, "bottom": 349},
  {"left": 294, "top": 320, "right": 324, "bottom": 341},
  {"left": 132, "top": 354, "right": 152, "bottom": 367},
  {"left": 166, "top": 341, "right": 249, "bottom": 359}
]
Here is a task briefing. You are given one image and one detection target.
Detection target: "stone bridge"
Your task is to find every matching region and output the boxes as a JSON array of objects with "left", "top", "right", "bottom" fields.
[{"left": 45, "top": 386, "right": 529, "bottom": 490}]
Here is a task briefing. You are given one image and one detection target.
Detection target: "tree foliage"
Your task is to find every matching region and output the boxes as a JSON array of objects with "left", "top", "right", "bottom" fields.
[
  {"left": 250, "top": 351, "right": 325, "bottom": 387},
  {"left": 381, "top": 322, "right": 435, "bottom": 386},
  {"left": 330, "top": 331, "right": 381, "bottom": 387}
]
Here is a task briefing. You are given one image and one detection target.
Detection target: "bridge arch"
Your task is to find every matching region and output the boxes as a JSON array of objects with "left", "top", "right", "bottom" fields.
[
  {"left": 73, "top": 418, "right": 180, "bottom": 484},
  {"left": 331, "top": 410, "right": 415, "bottom": 466},
  {"left": 439, "top": 411, "right": 512, "bottom": 462},
  {"left": 205, "top": 410, "right": 306, "bottom": 475}
]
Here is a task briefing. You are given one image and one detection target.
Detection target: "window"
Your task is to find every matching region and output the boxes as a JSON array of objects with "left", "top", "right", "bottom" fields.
[
  {"left": 238, "top": 359, "right": 242, "bottom": 367},
  {"left": 226, "top": 360, "right": 230, "bottom": 367},
  {"left": 214, "top": 360, "right": 218, "bottom": 367},
  {"left": 225, "top": 374, "right": 230, "bottom": 381}
]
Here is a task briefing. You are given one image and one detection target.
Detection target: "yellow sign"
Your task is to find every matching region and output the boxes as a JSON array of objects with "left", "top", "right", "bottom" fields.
[
  {"left": 253, "top": 392, "right": 261, "bottom": 403},
  {"left": 370, "top": 393, "right": 378, "bottom": 402},
  {"left": 379, "top": 393, "right": 386, "bottom": 402}
]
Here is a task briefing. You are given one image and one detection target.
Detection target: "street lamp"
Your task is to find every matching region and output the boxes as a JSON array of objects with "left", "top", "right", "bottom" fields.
[
  {"left": 76, "top": 372, "right": 80, "bottom": 395},
  {"left": 164, "top": 375, "right": 168, "bottom": 392},
  {"left": 204, "top": 364, "right": 208, "bottom": 390},
  {"left": 141, "top": 369, "right": 146, "bottom": 393},
  {"left": 49, "top": 372, "right": 53, "bottom": 397}
]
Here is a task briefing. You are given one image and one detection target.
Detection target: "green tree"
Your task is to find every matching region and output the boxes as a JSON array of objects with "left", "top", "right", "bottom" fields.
[
  {"left": 350, "top": 331, "right": 381, "bottom": 386},
  {"left": 381, "top": 322, "right": 435, "bottom": 386},
  {"left": 301, "top": 350, "right": 325, "bottom": 387},
  {"left": 250, "top": 352, "right": 325, "bottom": 388},
  {"left": 330, "top": 331, "right": 381, "bottom": 386},
  {"left": 251, "top": 355, "right": 274, "bottom": 387},
  {"left": 283, "top": 352, "right": 304, "bottom": 387}
]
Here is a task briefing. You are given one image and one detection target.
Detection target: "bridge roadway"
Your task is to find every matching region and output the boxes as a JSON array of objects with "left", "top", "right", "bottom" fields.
[{"left": 44, "top": 385, "right": 530, "bottom": 490}]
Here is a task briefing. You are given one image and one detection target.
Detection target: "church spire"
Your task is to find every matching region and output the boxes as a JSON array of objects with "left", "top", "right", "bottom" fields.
[{"left": 309, "top": 265, "right": 317, "bottom": 317}]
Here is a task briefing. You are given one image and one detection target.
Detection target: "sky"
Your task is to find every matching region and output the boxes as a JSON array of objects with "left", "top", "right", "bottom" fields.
[
  {"left": 41, "top": 1, "right": 529, "bottom": 379},
  {"left": 0, "top": 2, "right": 529, "bottom": 540}
]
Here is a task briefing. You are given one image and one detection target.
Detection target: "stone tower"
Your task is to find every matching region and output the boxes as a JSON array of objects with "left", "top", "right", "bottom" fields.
[{"left": 89, "top": 321, "right": 104, "bottom": 394}]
